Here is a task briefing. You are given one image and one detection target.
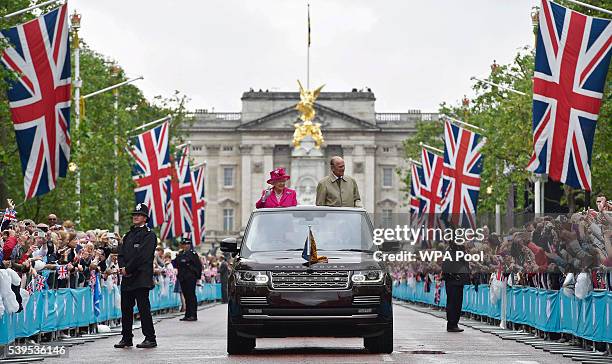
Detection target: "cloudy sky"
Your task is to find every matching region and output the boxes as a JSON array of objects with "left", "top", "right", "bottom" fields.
[{"left": 72, "top": 0, "right": 539, "bottom": 113}]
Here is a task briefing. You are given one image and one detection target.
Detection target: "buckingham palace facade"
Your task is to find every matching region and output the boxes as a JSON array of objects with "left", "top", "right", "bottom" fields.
[{"left": 183, "top": 90, "right": 438, "bottom": 245}]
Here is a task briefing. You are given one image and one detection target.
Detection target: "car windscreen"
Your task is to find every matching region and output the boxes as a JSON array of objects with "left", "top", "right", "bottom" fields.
[{"left": 241, "top": 210, "right": 374, "bottom": 255}]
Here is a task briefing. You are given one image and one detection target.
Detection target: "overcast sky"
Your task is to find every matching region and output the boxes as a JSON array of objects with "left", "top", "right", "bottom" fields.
[{"left": 73, "top": 0, "right": 539, "bottom": 113}]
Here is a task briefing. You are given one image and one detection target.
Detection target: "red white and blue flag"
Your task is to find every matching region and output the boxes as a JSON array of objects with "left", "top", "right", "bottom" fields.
[
  {"left": 409, "top": 163, "right": 424, "bottom": 218},
  {"left": 441, "top": 120, "right": 485, "bottom": 229},
  {"left": 129, "top": 122, "right": 172, "bottom": 227},
  {"left": 1, "top": 208, "right": 17, "bottom": 226},
  {"left": 527, "top": 0, "right": 611, "bottom": 191},
  {"left": 190, "top": 166, "right": 206, "bottom": 246},
  {"left": 420, "top": 148, "right": 445, "bottom": 229},
  {"left": 161, "top": 144, "right": 194, "bottom": 240},
  {"left": 0, "top": 5, "right": 71, "bottom": 199},
  {"left": 57, "top": 264, "right": 68, "bottom": 279}
]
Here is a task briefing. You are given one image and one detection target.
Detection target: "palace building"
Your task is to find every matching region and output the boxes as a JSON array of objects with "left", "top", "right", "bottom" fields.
[{"left": 183, "top": 90, "right": 437, "bottom": 245}]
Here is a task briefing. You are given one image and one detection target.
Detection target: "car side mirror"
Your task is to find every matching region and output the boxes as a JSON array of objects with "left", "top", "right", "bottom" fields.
[{"left": 220, "top": 237, "right": 238, "bottom": 253}]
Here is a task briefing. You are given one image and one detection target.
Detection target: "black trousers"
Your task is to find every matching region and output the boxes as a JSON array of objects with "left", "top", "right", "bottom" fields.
[
  {"left": 121, "top": 288, "right": 156, "bottom": 341},
  {"left": 221, "top": 278, "right": 228, "bottom": 303},
  {"left": 180, "top": 278, "right": 197, "bottom": 319},
  {"left": 445, "top": 284, "right": 464, "bottom": 329}
]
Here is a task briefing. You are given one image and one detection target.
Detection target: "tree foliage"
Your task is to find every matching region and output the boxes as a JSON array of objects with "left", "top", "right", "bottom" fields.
[
  {"left": 400, "top": 0, "right": 611, "bottom": 213},
  {"left": 1, "top": 2, "right": 191, "bottom": 231}
]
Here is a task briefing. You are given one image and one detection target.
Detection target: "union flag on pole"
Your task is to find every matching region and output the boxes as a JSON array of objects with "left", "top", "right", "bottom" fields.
[
  {"left": 0, "top": 5, "right": 71, "bottom": 199},
  {"left": 420, "top": 148, "right": 445, "bottom": 230},
  {"left": 190, "top": 165, "right": 206, "bottom": 246},
  {"left": 161, "top": 144, "right": 194, "bottom": 240},
  {"left": 527, "top": 0, "right": 611, "bottom": 191},
  {"left": 441, "top": 120, "right": 484, "bottom": 229},
  {"left": 129, "top": 122, "right": 172, "bottom": 227},
  {"left": 409, "top": 163, "right": 424, "bottom": 218}
]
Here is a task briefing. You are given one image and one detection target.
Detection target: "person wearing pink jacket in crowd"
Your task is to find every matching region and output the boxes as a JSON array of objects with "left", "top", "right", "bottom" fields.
[{"left": 255, "top": 168, "right": 298, "bottom": 208}]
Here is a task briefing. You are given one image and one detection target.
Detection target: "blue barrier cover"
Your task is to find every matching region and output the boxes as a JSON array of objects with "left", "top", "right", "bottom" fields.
[
  {"left": 393, "top": 281, "right": 612, "bottom": 343},
  {"left": 0, "top": 283, "right": 221, "bottom": 345}
]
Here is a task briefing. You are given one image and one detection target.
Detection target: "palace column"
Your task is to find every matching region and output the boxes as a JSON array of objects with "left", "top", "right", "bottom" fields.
[
  {"left": 240, "top": 144, "right": 253, "bottom": 228},
  {"left": 343, "top": 145, "right": 354, "bottom": 176},
  {"left": 364, "top": 145, "right": 377, "bottom": 212}
]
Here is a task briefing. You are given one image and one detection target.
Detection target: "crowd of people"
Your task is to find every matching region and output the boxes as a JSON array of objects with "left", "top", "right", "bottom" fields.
[
  {"left": 390, "top": 195, "right": 612, "bottom": 294},
  {"left": 0, "top": 199, "right": 228, "bottom": 317}
]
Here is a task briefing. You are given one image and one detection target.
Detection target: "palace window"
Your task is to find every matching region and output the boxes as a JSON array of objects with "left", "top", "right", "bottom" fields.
[
  {"left": 223, "top": 209, "right": 234, "bottom": 232},
  {"left": 382, "top": 209, "right": 393, "bottom": 228},
  {"left": 382, "top": 167, "right": 393, "bottom": 188},
  {"left": 223, "top": 167, "right": 234, "bottom": 187}
]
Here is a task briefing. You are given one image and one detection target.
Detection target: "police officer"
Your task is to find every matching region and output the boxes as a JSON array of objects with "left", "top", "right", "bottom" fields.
[
  {"left": 114, "top": 203, "right": 157, "bottom": 348},
  {"left": 441, "top": 239, "right": 470, "bottom": 333},
  {"left": 175, "top": 233, "right": 202, "bottom": 321}
]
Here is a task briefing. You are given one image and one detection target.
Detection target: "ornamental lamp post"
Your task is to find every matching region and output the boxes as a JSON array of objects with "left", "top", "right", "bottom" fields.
[
  {"left": 71, "top": 10, "right": 82, "bottom": 226},
  {"left": 531, "top": 7, "right": 540, "bottom": 47},
  {"left": 111, "top": 64, "right": 121, "bottom": 235}
]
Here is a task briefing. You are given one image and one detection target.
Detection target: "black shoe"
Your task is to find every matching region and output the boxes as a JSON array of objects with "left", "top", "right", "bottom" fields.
[
  {"left": 114, "top": 339, "right": 133, "bottom": 348},
  {"left": 136, "top": 339, "right": 157, "bottom": 348},
  {"left": 179, "top": 317, "right": 188, "bottom": 321},
  {"left": 447, "top": 327, "right": 464, "bottom": 333},
  {"left": 184, "top": 317, "right": 197, "bottom": 321}
]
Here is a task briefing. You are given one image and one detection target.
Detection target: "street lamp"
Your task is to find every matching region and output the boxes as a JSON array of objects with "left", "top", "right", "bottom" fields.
[
  {"left": 531, "top": 6, "right": 540, "bottom": 47},
  {"left": 490, "top": 60, "right": 499, "bottom": 74},
  {"left": 71, "top": 10, "right": 82, "bottom": 226}
]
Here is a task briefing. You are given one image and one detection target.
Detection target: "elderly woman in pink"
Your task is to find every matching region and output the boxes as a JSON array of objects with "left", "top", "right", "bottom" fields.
[{"left": 255, "top": 168, "right": 298, "bottom": 208}]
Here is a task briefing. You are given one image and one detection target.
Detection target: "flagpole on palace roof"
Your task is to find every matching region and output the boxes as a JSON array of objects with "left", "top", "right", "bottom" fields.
[
  {"left": 2, "top": 0, "right": 63, "bottom": 19},
  {"left": 307, "top": 3, "right": 311, "bottom": 90}
]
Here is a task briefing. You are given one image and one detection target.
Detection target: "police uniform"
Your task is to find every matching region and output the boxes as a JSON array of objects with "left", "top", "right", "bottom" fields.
[
  {"left": 115, "top": 203, "right": 157, "bottom": 348},
  {"left": 174, "top": 237, "right": 202, "bottom": 321},
  {"left": 441, "top": 241, "right": 470, "bottom": 332}
]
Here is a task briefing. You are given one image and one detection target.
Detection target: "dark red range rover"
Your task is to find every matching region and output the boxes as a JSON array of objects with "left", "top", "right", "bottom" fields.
[{"left": 220, "top": 206, "right": 393, "bottom": 355}]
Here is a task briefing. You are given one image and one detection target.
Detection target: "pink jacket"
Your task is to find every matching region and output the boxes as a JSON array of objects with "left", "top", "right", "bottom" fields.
[{"left": 255, "top": 188, "right": 298, "bottom": 208}]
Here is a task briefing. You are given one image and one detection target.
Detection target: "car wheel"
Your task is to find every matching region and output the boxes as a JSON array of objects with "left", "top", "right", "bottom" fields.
[
  {"left": 227, "top": 311, "right": 255, "bottom": 355},
  {"left": 364, "top": 323, "right": 393, "bottom": 354}
]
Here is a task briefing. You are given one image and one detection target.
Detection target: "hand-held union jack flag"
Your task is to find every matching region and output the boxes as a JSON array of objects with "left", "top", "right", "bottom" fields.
[
  {"left": 190, "top": 166, "right": 206, "bottom": 246},
  {"left": 0, "top": 5, "right": 71, "bottom": 199},
  {"left": 129, "top": 121, "right": 172, "bottom": 227},
  {"left": 441, "top": 120, "right": 485, "bottom": 229},
  {"left": 161, "top": 144, "right": 194, "bottom": 240},
  {"left": 57, "top": 264, "right": 68, "bottom": 279},
  {"left": 527, "top": 0, "right": 612, "bottom": 191}
]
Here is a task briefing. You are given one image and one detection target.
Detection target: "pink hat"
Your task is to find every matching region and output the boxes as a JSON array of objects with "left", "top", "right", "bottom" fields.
[{"left": 267, "top": 167, "right": 290, "bottom": 184}]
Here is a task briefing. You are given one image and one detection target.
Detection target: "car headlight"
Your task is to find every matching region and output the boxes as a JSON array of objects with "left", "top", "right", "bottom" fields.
[
  {"left": 236, "top": 271, "right": 269, "bottom": 285},
  {"left": 351, "top": 270, "right": 384, "bottom": 284}
]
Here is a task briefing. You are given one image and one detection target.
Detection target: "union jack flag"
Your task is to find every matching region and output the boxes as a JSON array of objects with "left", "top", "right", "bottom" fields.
[
  {"left": 1, "top": 208, "right": 17, "bottom": 225},
  {"left": 88, "top": 270, "right": 96, "bottom": 288},
  {"left": 420, "top": 148, "right": 445, "bottom": 230},
  {"left": 527, "top": 0, "right": 612, "bottom": 191},
  {"left": 57, "top": 264, "right": 68, "bottom": 279},
  {"left": 0, "top": 5, "right": 71, "bottom": 199},
  {"left": 161, "top": 144, "right": 193, "bottom": 240},
  {"left": 35, "top": 274, "right": 46, "bottom": 291},
  {"left": 440, "top": 120, "right": 485, "bottom": 229},
  {"left": 190, "top": 166, "right": 206, "bottom": 245},
  {"left": 409, "top": 163, "right": 424, "bottom": 217},
  {"left": 129, "top": 122, "right": 172, "bottom": 227}
]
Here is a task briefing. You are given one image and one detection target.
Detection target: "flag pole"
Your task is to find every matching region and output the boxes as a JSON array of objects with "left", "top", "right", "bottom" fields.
[
  {"left": 419, "top": 142, "right": 443, "bottom": 154},
  {"left": 408, "top": 159, "right": 422, "bottom": 166},
  {"left": 563, "top": 0, "right": 612, "bottom": 15},
  {"left": 470, "top": 77, "right": 526, "bottom": 96},
  {"left": 129, "top": 115, "right": 172, "bottom": 134},
  {"left": 71, "top": 11, "right": 83, "bottom": 226},
  {"left": 82, "top": 76, "right": 144, "bottom": 99},
  {"left": 2, "top": 0, "right": 63, "bottom": 19},
  {"left": 307, "top": 3, "right": 310, "bottom": 90},
  {"left": 440, "top": 114, "right": 486, "bottom": 132}
]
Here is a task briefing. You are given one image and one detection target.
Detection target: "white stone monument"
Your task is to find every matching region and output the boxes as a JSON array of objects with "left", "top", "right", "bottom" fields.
[{"left": 291, "top": 135, "right": 326, "bottom": 205}]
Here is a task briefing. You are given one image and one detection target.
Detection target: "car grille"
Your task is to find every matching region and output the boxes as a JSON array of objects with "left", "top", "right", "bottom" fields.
[
  {"left": 353, "top": 296, "right": 381, "bottom": 305},
  {"left": 270, "top": 271, "right": 350, "bottom": 290},
  {"left": 239, "top": 296, "right": 268, "bottom": 305}
]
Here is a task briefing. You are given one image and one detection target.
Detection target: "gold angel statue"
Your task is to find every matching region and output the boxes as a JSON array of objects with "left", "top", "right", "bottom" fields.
[
  {"left": 295, "top": 80, "right": 324, "bottom": 122},
  {"left": 293, "top": 80, "right": 325, "bottom": 149}
]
